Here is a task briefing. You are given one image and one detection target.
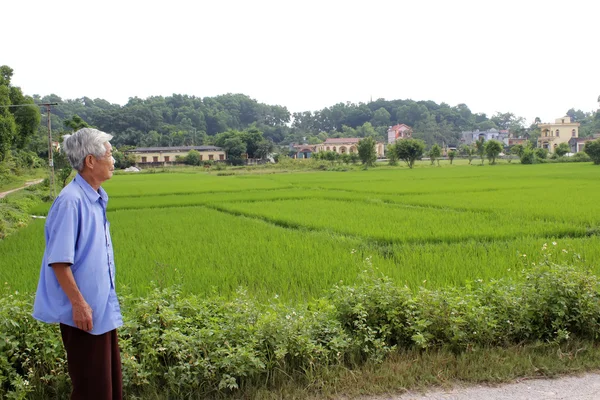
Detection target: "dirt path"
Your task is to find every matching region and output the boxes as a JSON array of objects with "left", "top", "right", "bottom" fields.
[
  {"left": 0, "top": 179, "right": 44, "bottom": 199},
  {"left": 357, "top": 372, "right": 600, "bottom": 400}
]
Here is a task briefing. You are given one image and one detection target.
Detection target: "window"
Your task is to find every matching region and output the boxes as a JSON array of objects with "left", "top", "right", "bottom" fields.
[
  {"left": 219, "top": 154, "right": 224, "bottom": 160},
  {"left": 141, "top": 156, "right": 147, "bottom": 163},
  {"left": 153, "top": 156, "right": 158, "bottom": 162},
  {"left": 326, "top": 147, "right": 330, "bottom": 151},
  {"left": 209, "top": 155, "right": 214, "bottom": 160},
  {"left": 555, "top": 129, "right": 559, "bottom": 137},
  {"left": 164, "top": 156, "right": 170, "bottom": 162},
  {"left": 333, "top": 146, "right": 337, "bottom": 152},
  {"left": 572, "top": 129, "right": 576, "bottom": 137},
  {"left": 199, "top": 155, "right": 203, "bottom": 161}
]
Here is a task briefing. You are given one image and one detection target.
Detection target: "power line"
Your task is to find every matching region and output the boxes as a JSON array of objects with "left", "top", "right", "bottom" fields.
[{"left": 1, "top": 102, "right": 59, "bottom": 198}]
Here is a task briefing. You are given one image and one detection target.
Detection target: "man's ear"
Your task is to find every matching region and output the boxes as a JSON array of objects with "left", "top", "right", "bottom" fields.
[{"left": 84, "top": 155, "right": 95, "bottom": 170}]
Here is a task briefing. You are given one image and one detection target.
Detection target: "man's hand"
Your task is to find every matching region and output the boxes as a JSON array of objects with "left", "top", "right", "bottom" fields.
[
  {"left": 51, "top": 263, "right": 94, "bottom": 332},
  {"left": 72, "top": 301, "right": 93, "bottom": 331}
]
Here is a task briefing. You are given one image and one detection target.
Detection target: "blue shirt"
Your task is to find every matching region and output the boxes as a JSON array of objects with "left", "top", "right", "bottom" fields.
[{"left": 33, "top": 174, "right": 123, "bottom": 335}]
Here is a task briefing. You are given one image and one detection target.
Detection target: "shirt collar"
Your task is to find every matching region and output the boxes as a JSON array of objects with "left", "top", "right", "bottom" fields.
[{"left": 74, "top": 174, "right": 109, "bottom": 204}]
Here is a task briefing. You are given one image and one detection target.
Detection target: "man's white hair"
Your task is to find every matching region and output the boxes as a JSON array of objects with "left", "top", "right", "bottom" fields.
[{"left": 62, "top": 128, "right": 113, "bottom": 172}]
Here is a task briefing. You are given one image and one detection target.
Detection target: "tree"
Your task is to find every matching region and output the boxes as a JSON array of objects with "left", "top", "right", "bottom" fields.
[
  {"left": 584, "top": 138, "right": 600, "bottom": 165},
  {"left": 511, "top": 144, "right": 525, "bottom": 158},
  {"left": 475, "top": 137, "right": 485, "bottom": 165},
  {"left": 459, "top": 144, "right": 476, "bottom": 165},
  {"left": 371, "top": 107, "right": 391, "bottom": 127},
  {"left": 484, "top": 139, "right": 503, "bottom": 165},
  {"left": 64, "top": 114, "right": 90, "bottom": 131},
  {"left": 240, "top": 128, "right": 264, "bottom": 158},
  {"left": 448, "top": 150, "right": 456, "bottom": 164},
  {"left": 214, "top": 130, "right": 247, "bottom": 164},
  {"left": 184, "top": 150, "right": 201, "bottom": 166},
  {"left": 255, "top": 140, "right": 274, "bottom": 160},
  {"left": 0, "top": 65, "right": 41, "bottom": 161},
  {"left": 394, "top": 138, "right": 425, "bottom": 169},
  {"left": 428, "top": 144, "right": 441, "bottom": 165},
  {"left": 387, "top": 143, "right": 399, "bottom": 166},
  {"left": 555, "top": 142, "right": 570, "bottom": 157},
  {"left": 357, "top": 136, "right": 377, "bottom": 167}
]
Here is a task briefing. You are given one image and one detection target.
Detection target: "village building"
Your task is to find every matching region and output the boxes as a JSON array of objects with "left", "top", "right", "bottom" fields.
[
  {"left": 387, "top": 124, "right": 412, "bottom": 144},
  {"left": 127, "top": 145, "right": 226, "bottom": 166},
  {"left": 289, "top": 144, "right": 316, "bottom": 159},
  {"left": 569, "top": 133, "right": 600, "bottom": 153},
  {"left": 461, "top": 128, "right": 510, "bottom": 146},
  {"left": 537, "top": 116, "right": 580, "bottom": 153},
  {"left": 315, "top": 138, "right": 385, "bottom": 158}
]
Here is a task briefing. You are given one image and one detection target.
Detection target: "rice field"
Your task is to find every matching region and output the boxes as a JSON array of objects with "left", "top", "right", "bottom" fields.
[{"left": 2, "top": 163, "right": 600, "bottom": 301}]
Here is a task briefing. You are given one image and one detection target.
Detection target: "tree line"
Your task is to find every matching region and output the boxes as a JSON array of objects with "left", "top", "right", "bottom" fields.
[{"left": 2, "top": 64, "right": 600, "bottom": 164}]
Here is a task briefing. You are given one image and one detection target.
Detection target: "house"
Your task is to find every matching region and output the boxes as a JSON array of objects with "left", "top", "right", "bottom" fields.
[
  {"left": 461, "top": 129, "right": 510, "bottom": 146},
  {"left": 127, "top": 146, "right": 226, "bottom": 166},
  {"left": 289, "top": 144, "right": 316, "bottom": 159},
  {"left": 315, "top": 138, "right": 385, "bottom": 158},
  {"left": 387, "top": 124, "right": 412, "bottom": 144},
  {"left": 537, "top": 116, "right": 580, "bottom": 154},
  {"left": 569, "top": 133, "right": 600, "bottom": 153},
  {"left": 508, "top": 137, "right": 529, "bottom": 146}
]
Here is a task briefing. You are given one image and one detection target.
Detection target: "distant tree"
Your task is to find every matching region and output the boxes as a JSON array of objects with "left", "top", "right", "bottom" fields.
[
  {"left": 394, "top": 138, "right": 425, "bottom": 169},
  {"left": 554, "top": 142, "right": 570, "bottom": 157},
  {"left": 510, "top": 144, "right": 525, "bottom": 158},
  {"left": 113, "top": 150, "right": 136, "bottom": 169},
  {"left": 63, "top": 114, "right": 90, "bottom": 131},
  {"left": 357, "top": 136, "right": 377, "bottom": 167},
  {"left": 214, "top": 130, "right": 247, "bottom": 164},
  {"left": 184, "top": 150, "right": 201, "bottom": 166},
  {"left": 428, "top": 144, "right": 441, "bottom": 165},
  {"left": 241, "top": 128, "right": 264, "bottom": 158},
  {"left": 387, "top": 143, "right": 399, "bottom": 166},
  {"left": 448, "top": 150, "right": 456, "bottom": 164},
  {"left": 255, "top": 140, "right": 274, "bottom": 160},
  {"left": 475, "top": 138, "right": 485, "bottom": 165},
  {"left": 0, "top": 65, "right": 41, "bottom": 160},
  {"left": 459, "top": 144, "right": 476, "bottom": 165},
  {"left": 371, "top": 107, "right": 391, "bottom": 127},
  {"left": 584, "top": 138, "right": 600, "bottom": 164},
  {"left": 484, "top": 139, "right": 503, "bottom": 165}
]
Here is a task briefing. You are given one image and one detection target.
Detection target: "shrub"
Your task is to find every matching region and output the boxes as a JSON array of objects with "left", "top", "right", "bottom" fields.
[
  {"left": 520, "top": 148, "right": 535, "bottom": 164},
  {"left": 534, "top": 148, "right": 548, "bottom": 160},
  {"left": 2, "top": 249, "right": 600, "bottom": 398},
  {"left": 584, "top": 138, "right": 600, "bottom": 165}
]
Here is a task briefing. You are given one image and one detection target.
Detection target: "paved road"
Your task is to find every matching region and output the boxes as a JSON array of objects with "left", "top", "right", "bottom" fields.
[
  {"left": 0, "top": 179, "right": 44, "bottom": 199},
  {"left": 358, "top": 372, "right": 600, "bottom": 400}
]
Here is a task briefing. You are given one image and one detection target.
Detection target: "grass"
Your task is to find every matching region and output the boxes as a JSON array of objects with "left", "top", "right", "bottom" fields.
[{"left": 0, "top": 167, "right": 47, "bottom": 192}]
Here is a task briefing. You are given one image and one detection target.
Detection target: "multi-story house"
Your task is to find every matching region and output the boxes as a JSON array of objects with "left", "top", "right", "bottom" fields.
[{"left": 537, "top": 116, "right": 580, "bottom": 153}]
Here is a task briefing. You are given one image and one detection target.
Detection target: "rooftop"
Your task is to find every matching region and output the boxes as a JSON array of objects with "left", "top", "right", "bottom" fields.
[{"left": 128, "top": 145, "right": 223, "bottom": 152}]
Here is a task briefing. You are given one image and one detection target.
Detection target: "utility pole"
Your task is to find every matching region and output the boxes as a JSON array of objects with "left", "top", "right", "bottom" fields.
[
  {"left": 43, "top": 103, "right": 58, "bottom": 198},
  {"left": 0, "top": 102, "right": 59, "bottom": 198}
]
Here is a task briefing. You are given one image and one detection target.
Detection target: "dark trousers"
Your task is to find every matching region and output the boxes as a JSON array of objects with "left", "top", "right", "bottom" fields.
[{"left": 60, "top": 324, "right": 123, "bottom": 400}]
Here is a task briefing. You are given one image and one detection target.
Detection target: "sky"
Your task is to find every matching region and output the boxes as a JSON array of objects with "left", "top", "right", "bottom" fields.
[{"left": 3, "top": 0, "right": 599, "bottom": 126}]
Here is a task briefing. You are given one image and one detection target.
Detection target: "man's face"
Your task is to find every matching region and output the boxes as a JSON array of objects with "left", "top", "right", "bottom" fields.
[{"left": 92, "top": 142, "right": 115, "bottom": 182}]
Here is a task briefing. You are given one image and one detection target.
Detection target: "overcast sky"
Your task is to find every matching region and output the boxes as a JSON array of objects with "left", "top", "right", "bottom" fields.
[{"left": 4, "top": 0, "right": 599, "bottom": 125}]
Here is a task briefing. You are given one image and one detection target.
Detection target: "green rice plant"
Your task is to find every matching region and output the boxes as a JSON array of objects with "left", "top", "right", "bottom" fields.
[{"left": 214, "top": 199, "right": 585, "bottom": 244}]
